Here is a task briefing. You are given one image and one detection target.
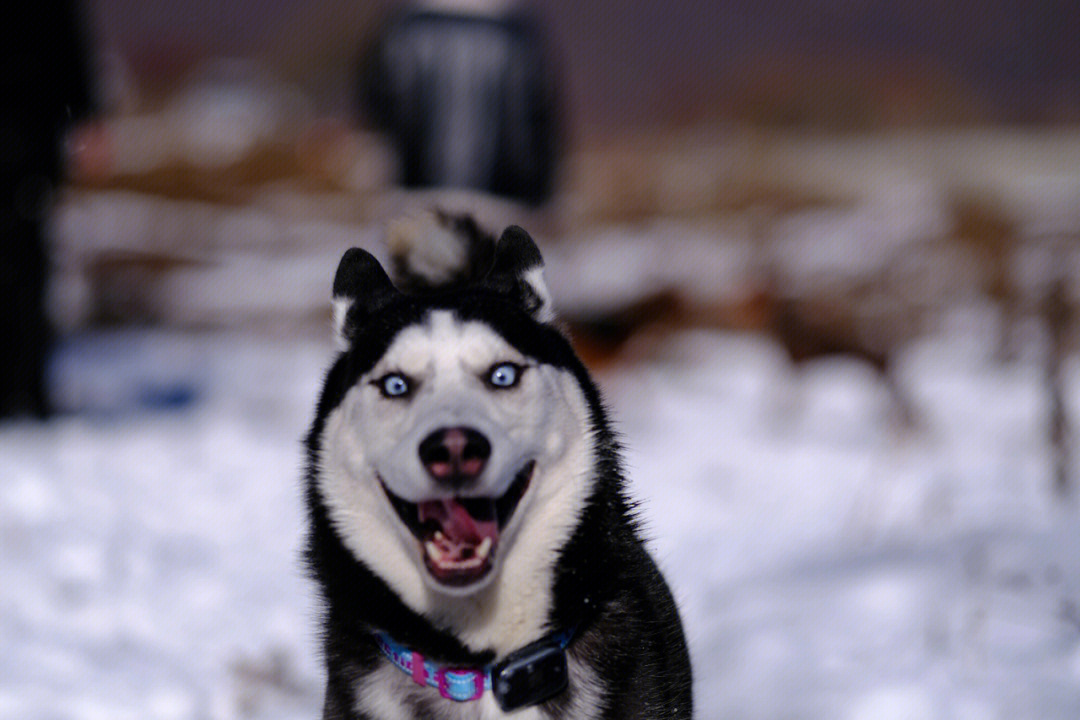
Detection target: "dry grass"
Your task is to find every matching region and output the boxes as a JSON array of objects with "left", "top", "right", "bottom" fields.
[
  {"left": 61, "top": 123, "right": 1080, "bottom": 370},
  {"left": 79, "top": 141, "right": 342, "bottom": 206}
]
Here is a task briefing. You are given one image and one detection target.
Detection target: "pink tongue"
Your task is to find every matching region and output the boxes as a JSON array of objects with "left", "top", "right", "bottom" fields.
[{"left": 418, "top": 499, "right": 499, "bottom": 545}]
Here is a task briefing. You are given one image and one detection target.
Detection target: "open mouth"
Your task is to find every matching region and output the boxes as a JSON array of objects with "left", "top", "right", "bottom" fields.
[{"left": 381, "top": 461, "right": 535, "bottom": 586}]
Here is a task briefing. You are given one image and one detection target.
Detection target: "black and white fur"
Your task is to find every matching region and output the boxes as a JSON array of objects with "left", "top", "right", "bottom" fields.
[{"left": 305, "top": 214, "right": 692, "bottom": 719}]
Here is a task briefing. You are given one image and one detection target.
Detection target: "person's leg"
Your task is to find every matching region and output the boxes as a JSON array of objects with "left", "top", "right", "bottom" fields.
[{"left": 0, "top": 172, "right": 52, "bottom": 418}]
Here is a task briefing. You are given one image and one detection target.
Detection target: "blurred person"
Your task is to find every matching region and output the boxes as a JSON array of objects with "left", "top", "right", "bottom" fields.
[
  {"left": 0, "top": 0, "right": 102, "bottom": 418},
  {"left": 358, "top": 0, "right": 559, "bottom": 207}
]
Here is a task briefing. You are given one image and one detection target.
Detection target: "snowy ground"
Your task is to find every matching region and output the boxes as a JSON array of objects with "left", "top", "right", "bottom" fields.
[{"left": 3, "top": 316, "right": 1080, "bottom": 719}]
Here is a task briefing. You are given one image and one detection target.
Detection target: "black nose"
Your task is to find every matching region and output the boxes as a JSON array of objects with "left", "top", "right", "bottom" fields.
[{"left": 419, "top": 427, "right": 491, "bottom": 486}]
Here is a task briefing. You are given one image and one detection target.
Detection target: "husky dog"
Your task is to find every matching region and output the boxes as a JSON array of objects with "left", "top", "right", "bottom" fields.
[{"left": 305, "top": 214, "right": 692, "bottom": 719}]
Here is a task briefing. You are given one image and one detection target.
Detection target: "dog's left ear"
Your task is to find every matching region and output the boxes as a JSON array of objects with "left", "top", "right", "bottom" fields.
[
  {"left": 484, "top": 225, "right": 555, "bottom": 323},
  {"left": 332, "top": 247, "right": 399, "bottom": 349}
]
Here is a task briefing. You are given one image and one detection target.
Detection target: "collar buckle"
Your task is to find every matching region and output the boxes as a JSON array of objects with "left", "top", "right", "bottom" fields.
[{"left": 435, "top": 667, "right": 486, "bottom": 702}]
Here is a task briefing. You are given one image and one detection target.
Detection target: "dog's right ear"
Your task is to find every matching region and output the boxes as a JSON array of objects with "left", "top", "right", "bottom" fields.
[{"left": 332, "top": 248, "right": 398, "bottom": 349}]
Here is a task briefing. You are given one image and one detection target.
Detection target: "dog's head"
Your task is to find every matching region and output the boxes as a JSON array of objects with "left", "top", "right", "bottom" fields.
[{"left": 314, "top": 227, "right": 596, "bottom": 612}]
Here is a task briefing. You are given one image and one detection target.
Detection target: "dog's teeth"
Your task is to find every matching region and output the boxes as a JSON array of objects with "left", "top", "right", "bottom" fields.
[
  {"left": 443, "top": 557, "right": 482, "bottom": 570},
  {"left": 425, "top": 535, "right": 492, "bottom": 571},
  {"left": 476, "top": 537, "right": 492, "bottom": 559}
]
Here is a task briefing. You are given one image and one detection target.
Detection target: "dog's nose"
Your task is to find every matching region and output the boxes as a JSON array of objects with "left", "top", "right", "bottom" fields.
[{"left": 419, "top": 427, "right": 491, "bottom": 486}]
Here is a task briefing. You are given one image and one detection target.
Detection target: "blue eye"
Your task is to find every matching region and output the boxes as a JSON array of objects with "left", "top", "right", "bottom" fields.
[
  {"left": 488, "top": 362, "right": 521, "bottom": 388},
  {"left": 379, "top": 373, "right": 411, "bottom": 398}
]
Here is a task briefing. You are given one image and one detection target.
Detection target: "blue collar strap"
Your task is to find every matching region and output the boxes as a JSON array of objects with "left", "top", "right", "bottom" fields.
[{"left": 374, "top": 627, "right": 574, "bottom": 711}]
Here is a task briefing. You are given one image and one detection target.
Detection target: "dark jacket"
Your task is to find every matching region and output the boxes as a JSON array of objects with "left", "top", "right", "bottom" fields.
[
  {"left": 361, "top": 9, "right": 558, "bottom": 205},
  {"left": 1, "top": 0, "right": 97, "bottom": 179}
]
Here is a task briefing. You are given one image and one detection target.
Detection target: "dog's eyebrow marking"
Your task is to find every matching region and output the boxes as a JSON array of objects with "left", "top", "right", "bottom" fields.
[{"left": 376, "top": 310, "right": 526, "bottom": 380}]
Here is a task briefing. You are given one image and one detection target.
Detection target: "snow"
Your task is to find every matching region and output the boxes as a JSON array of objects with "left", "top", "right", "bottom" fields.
[{"left": 3, "top": 316, "right": 1080, "bottom": 718}]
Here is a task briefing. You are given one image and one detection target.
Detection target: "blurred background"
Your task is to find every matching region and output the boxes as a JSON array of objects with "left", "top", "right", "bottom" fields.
[{"left": 3, "top": 1, "right": 1080, "bottom": 718}]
